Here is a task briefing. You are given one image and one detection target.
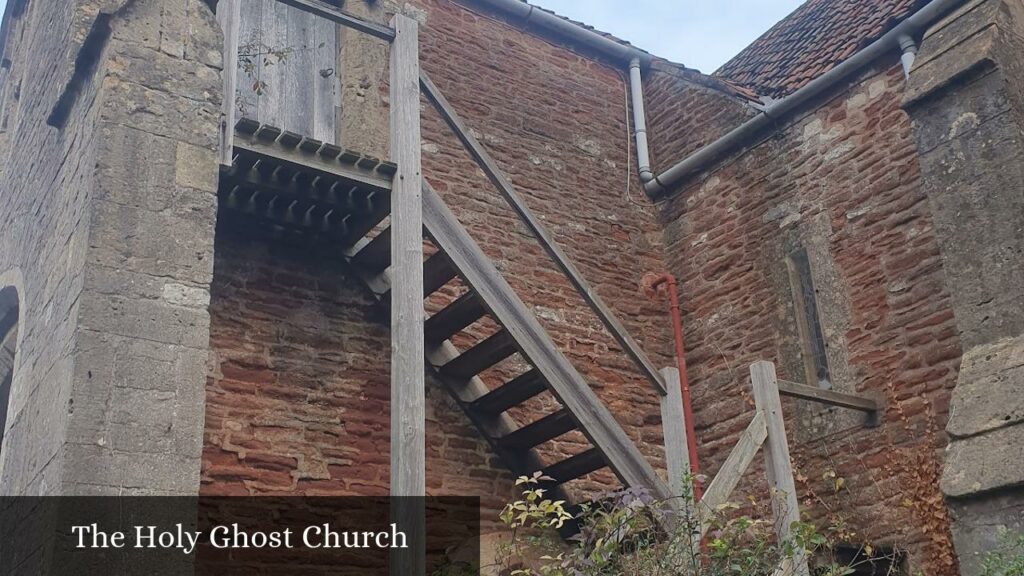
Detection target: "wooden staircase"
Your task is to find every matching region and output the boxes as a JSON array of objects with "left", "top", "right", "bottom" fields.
[{"left": 219, "top": 120, "right": 673, "bottom": 508}]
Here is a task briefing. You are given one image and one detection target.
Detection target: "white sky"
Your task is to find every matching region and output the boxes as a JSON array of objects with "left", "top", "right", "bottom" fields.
[
  {"left": 531, "top": 0, "right": 805, "bottom": 73},
  {"left": 0, "top": 0, "right": 804, "bottom": 72}
]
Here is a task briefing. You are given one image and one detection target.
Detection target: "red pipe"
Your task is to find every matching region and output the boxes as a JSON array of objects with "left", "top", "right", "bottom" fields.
[{"left": 645, "top": 273, "right": 702, "bottom": 502}]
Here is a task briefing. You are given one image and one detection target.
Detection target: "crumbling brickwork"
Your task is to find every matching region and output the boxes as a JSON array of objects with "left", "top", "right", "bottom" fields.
[{"left": 647, "top": 60, "right": 962, "bottom": 573}]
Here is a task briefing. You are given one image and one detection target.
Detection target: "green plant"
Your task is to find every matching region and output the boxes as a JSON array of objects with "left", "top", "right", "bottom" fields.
[
  {"left": 492, "top": 472, "right": 851, "bottom": 576},
  {"left": 980, "top": 528, "right": 1024, "bottom": 576}
]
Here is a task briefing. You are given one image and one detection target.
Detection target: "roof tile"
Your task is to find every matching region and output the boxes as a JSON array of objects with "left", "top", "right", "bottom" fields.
[{"left": 715, "top": 0, "right": 927, "bottom": 98}]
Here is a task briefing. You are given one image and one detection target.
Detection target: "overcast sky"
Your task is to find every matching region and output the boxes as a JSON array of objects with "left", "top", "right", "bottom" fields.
[
  {"left": 0, "top": 0, "right": 803, "bottom": 73},
  {"left": 531, "top": 0, "right": 804, "bottom": 73}
]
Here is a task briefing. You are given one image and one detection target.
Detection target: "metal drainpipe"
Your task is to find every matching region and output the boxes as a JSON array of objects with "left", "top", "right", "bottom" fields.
[
  {"left": 629, "top": 58, "right": 655, "bottom": 183},
  {"left": 898, "top": 34, "right": 919, "bottom": 78},
  {"left": 646, "top": 273, "right": 703, "bottom": 502}
]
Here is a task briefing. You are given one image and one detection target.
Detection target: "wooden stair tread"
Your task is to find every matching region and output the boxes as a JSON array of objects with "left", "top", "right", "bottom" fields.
[
  {"left": 380, "top": 252, "right": 458, "bottom": 303},
  {"left": 351, "top": 227, "right": 391, "bottom": 274},
  {"left": 541, "top": 448, "right": 606, "bottom": 484},
  {"left": 497, "top": 410, "right": 576, "bottom": 450},
  {"left": 425, "top": 292, "right": 487, "bottom": 343},
  {"left": 423, "top": 252, "right": 458, "bottom": 296},
  {"left": 470, "top": 369, "right": 547, "bottom": 415},
  {"left": 439, "top": 330, "right": 517, "bottom": 379}
]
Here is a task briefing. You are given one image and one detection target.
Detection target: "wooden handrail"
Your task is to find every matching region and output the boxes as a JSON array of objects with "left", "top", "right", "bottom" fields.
[
  {"left": 419, "top": 71, "right": 668, "bottom": 397},
  {"left": 272, "top": 0, "right": 396, "bottom": 41}
]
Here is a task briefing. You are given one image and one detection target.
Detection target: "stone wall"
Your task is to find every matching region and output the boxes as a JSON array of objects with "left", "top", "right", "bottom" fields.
[
  {"left": 903, "top": 0, "right": 1024, "bottom": 573},
  {"left": 647, "top": 58, "right": 963, "bottom": 573},
  {"left": 0, "top": 0, "right": 222, "bottom": 501}
]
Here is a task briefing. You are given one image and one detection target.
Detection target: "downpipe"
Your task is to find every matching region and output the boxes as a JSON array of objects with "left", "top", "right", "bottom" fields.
[
  {"left": 629, "top": 58, "right": 655, "bottom": 183},
  {"left": 644, "top": 273, "right": 702, "bottom": 502}
]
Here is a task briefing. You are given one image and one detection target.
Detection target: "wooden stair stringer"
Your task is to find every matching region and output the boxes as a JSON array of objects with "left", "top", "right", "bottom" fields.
[{"left": 421, "top": 180, "right": 672, "bottom": 502}]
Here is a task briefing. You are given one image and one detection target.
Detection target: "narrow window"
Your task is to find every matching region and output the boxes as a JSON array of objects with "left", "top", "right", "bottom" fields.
[
  {"left": 786, "top": 248, "right": 831, "bottom": 389},
  {"left": 0, "top": 286, "right": 18, "bottom": 452}
]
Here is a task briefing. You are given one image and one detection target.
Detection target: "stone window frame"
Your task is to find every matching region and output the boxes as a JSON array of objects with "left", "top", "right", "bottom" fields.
[
  {"left": 785, "top": 246, "right": 833, "bottom": 390},
  {"left": 771, "top": 214, "right": 859, "bottom": 441},
  {"left": 0, "top": 283, "right": 18, "bottom": 458}
]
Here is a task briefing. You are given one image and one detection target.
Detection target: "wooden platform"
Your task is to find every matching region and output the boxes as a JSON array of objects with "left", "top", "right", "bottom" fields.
[{"left": 218, "top": 119, "right": 396, "bottom": 246}]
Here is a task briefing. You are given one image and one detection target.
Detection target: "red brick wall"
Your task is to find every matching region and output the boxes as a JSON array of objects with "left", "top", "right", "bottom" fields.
[
  {"left": 202, "top": 0, "right": 675, "bottom": 513},
  {"left": 646, "top": 63, "right": 756, "bottom": 166},
  {"left": 202, "top": 231, "right": 516, "bottom": 522},
  {"left": 649, "top": 61, "right": 961, "bottom": 573}
]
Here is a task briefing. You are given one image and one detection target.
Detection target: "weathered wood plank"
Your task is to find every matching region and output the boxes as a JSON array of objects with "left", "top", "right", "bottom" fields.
[
  {"left": 236, "top": 0, "right": 337, "bottom": 140},
  {"left": 497, "top": 410, "right": 577, "bottom": 450},
  {"left": 389, "top": 11, "right": 424, "bottom": 497},
  {"left": 235, "top": 0, "right": 261, "bottom": 120},
  {"left": 284, "top": 7, "right": 314, "bottom": 136},
  {"left": 541, "top": 448, "right": 606, "bottom": 485},
  {"left": 232, "top": 137, "right": 392, "bottom": 191},
  {"left": 423, "top": 180, "right": 673, "bottom": 501},
  {"left": 424, "top": 292, "right": 487, "bottom": 343},
  {"left": 311, "top": 12, "right": 337, "bottom": 142},
  {"left": 439, "top": 330, "right": 517, "bottom": 379},
  {"left": 470, "top": 369, "right": 547, "bottom": 415},
  {"left": 659, "top": 367, "right": 691, "bottom": 499},
  {"left": 272, "top": 0, "right": 395, "bottom": 41},
  {"left": 350, "top": 227, "right": 392, "bottom": 273},
  {"left": 217, "top": 0, "right": 241, "bottom": 166},
  {"left": 420, "top": 71, "right": 667, "bottom": 397},
  {"left": 751, "top": 361, "right": 810, "bottom": 576},
  {"left": 776, "top": 379, "right": 879, "bottom": 414},
  {"left": 262, "top": 0, "right": 288, "bottom": 130},
  {"left": 389, "top": 13, "right": 424, "bottom": 576},
  {"left": 698, "top": 411, "right": 767, "bottom": 537}
]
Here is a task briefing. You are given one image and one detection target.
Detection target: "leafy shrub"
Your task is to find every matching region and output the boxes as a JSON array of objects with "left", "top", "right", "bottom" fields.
[{"left": 980, "top": 528, "right": 1024, "bottom": 576}]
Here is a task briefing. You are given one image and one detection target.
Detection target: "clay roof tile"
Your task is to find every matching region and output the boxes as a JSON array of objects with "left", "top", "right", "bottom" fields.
[{"left": 714, "top": 0, "right": 927, "bottom": 98}]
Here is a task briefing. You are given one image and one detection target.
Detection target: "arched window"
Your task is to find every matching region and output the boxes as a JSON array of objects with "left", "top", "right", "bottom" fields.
[{"left": 0, "top": 285, "right": 17, "bottom": 451}]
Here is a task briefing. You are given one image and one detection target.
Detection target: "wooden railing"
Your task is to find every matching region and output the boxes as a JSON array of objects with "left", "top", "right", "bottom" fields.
[
  {"left": 419, "top": 72, "right": 669, "bottom": 397},
  {"left": 659, "top": 361, "right": 883, "bottom": 575}
]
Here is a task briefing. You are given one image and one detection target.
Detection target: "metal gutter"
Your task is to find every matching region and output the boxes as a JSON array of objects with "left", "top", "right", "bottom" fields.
[
  {"left": 644, "top": 0, "right": 966, "bottom": 199},
  {"left": 471, "top": 0, "right": 652, "bottom": 66}
]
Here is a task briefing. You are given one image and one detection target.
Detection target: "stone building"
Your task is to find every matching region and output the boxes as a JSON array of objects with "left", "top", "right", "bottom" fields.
[{"left": 0, "top": 0, "right": 1021, "bottom": 574}]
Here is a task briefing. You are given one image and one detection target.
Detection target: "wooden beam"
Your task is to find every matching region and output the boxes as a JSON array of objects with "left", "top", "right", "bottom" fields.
[
  {"left": 420, "top": 71, "right": 667, "bottom": 397},
  {"left": 271, "top": 0, "right": 396, "bottom": 41},
  {"left": 776, "top": 379, "right": 879, "bottom": 414},
  {"left": 389, "top": 14, "right": 424, "bottom": 576},
  {"left": 232, "top": 139, "right": 392, "bottom": 192},
  {"left": 423, "top": 180, "right": 673, "bottom": 501},
  {"left": 217, "top": 0, "right": 241, "bottom": 166},
  {"left": 659, "top": 367, "right": 691, "bottom": 500},
  {"left": 750, "top": 362, "right": 810, "bottom": 576},
  {"left": 698, "top": 411, "right": 767, "bottom": 537}
]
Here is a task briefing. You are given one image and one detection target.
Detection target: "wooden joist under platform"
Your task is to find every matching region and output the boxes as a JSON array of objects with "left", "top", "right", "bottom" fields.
[{"left": 218, "top": 118, "right": 396, "bottom": 247}]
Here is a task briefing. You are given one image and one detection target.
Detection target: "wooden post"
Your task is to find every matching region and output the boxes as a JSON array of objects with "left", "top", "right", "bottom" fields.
[
  {"left": 389, "top": 13, "right": 424, "bottom": 576},
  {"left": 750, "top": 361, "right": 809, "bottom": 576},
  {"left": 659, "top": 367, "right": 691, "bottom": 499},
  {"left": 217, "top": 0, "right": 240, "bottom": 166}
]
